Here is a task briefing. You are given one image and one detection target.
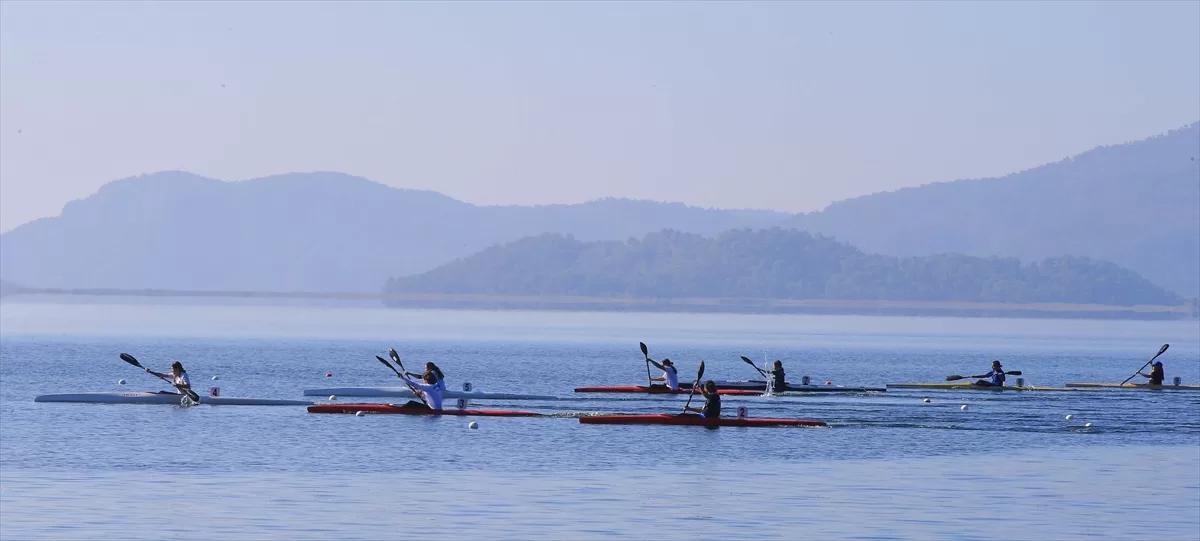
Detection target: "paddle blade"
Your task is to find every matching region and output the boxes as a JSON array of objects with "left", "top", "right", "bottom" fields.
[
  {"left": 696, "top": 361, "right": 705, "bottom": 381},
  {"left": 376, "top": 356, "right": 402, "bottom": 375},
  {"left": 1157, "top": 343, "right": 1169, "bottom": 356},
  {"left": 119, "top": 353, "right": 143, "bottom": 369},
  {"left": 945, "top": 375, "right": 965, "bottom": 381},
  {"left": 639, "top": 342, "right": 648, "bottom": 358},
  {"left": 740, "top": 356, "right": 756, "bottom": 366}
]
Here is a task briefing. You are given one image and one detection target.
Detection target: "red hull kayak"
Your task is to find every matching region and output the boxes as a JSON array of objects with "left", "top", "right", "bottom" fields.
[
  {"left": 573, "top": 386, "right": 761, "bottom": 396},
  {"left": 579, "top": 414, "right": 827, "bottom": 427},
  {"left": 307, "top": 404, "right": 542, "bottom": 417}
]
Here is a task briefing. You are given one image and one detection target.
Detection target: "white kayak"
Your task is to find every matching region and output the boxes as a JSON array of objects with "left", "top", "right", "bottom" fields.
[
  {"left": 34, "top": 391, "right": 313, "bottom": 406},
  {"left": 302, "top": 387, "right": 559, "bottom": 400}
]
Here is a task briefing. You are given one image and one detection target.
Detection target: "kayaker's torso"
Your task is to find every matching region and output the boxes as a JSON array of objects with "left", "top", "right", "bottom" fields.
[
  {"left": 662, "top": 366, "right": 679, "bottom": 390},
  {"left": 701, "top": 389, "right": 721, "bottom": 418},
  {"left": 403, "top": 376, "right": 444, "bottom": 410}
]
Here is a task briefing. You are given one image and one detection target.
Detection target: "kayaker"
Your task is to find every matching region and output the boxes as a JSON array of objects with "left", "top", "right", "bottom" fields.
[
  {"left": 407, "top": 362, "right": 447, "bottom": 392},
  {"left": 684, "top": 380, "right": 721, "bottom": 418},
  {"left": 1138, "top": 361, "right": 1165, "bottom": 385},
  {"left": 648, "top": 359, "right": 679, "bottom": 390},
  {"left": 147, "top": 361, "right": 192, "bottom": 394},
  {"left": 400, "top": 371, "right": 444, "bottom": 410},
  {"left": 769, "top": 360, "right": 786, "bottom": 391},
  {"left": 971, "top": 360, "right": 1007, "bottom": 387}
]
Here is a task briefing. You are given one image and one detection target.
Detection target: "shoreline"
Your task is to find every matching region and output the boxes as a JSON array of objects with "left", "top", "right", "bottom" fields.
[{"left": 1, "top": 287, "right": 1196, "bottom": 321}]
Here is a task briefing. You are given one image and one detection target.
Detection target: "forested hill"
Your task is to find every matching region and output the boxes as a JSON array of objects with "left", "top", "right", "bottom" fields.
[{"left": 385, "top": 229, "right": 1182, "bottom": 306}]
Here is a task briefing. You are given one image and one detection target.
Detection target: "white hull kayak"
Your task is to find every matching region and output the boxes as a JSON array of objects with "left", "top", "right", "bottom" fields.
[
  {"left": 34, "top": 392, "right": 313, "bottom": 406},
  {"left": 302, "top": 387, "right": 559, "bottom": 400}
]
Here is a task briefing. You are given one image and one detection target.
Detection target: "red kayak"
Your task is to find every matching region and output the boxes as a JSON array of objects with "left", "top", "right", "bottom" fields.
[
  {"left": 307, "top": 404, "right": 542, "bottom": 417},
  {"left": 573, "top": 386, "right": 761, "bottom": 396},
  {"left": 579, "top": 414, "right": 827, "bottom": 427}
]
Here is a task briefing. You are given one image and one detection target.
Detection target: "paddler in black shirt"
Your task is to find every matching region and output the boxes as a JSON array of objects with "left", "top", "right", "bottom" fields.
[
  {"left": 1138, "top": 360, "right": 1165, "bottom": 385},
  {"left": 684, "top": 380, "right": 721, "bottom": 418},
  {"left": 769, "top": 360, "right": 786, "bottom": 392}
]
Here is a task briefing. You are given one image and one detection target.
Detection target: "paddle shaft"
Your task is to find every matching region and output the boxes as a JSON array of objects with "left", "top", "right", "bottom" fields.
[
  {"left": 682, "top": 362, "right": 705, "bottom": 413},
  {"left": 1121, "top": 344, "right": 1170, "bottom": 385},
  {"left": 640, "top": 342, "right": 652, "bottom": 385}
]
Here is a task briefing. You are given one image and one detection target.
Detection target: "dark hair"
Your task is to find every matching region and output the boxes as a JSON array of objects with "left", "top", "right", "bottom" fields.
[
  {"left": 423, "top": 372, "right": 438, "bottom": 385},
  {"left": 773, "top": 360, "right": 782, "bottom": 368},
  {"left": 171, "top": 361, "right": 184, "bottom": 371},
  {"left": 426, "top": 362, "right": 445, "bottom": 381},
  {"left": 703, "top": 380, "right": 717, "bottom": 392}
]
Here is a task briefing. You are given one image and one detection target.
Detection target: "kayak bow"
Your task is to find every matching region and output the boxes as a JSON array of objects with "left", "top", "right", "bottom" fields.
[
  {"left": 33, "top": 392, "right": 313, "bottom": 405},
  {"left": 681, "top": 380, "right": 885, "bottom": 393},
  {"left": 573, "top": 385, "right": 762, "bottom": 396},
  {"left": 307, "top": 403, "right": 543, "bottom": 416},
  {"left": 303, "top": 387, "right": 558, "bottom": 400},
  {"left": 579, "top": 414, "right": 827, "bottom": 427},
  {"left": 885, "top": 383, "right": 1082, "bottom": 392},
  {"left": 1063, "top": 382, "right": 1200, "bottom": 391}
]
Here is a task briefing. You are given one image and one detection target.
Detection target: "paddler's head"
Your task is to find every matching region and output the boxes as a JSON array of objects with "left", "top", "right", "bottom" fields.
[
  {"left": 1152, "top": 361, "right": 1163, "bottom": 369},
  {"left": 171, "top": 361, "right": 184, "bottom": 375},
  {"left": 991, "top": 360, "right": 1002, "bottom": 370},
  {"left": 422, "top": 372, "right": 437, "bottom": 385},
  {"left": 661, "top": 359, "right": 673, "bottom": 368},
  {"left": 703, "top": 380, "right": 717, "bottom": 393},
  {"left": 773, "top": 360, "right": 782, "bottom": 369}
]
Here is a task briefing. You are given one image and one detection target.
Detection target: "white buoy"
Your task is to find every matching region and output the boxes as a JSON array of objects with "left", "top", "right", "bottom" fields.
[
  {"left": 355, "top": 411, "right": 364, "bottom": 417},
  {"left": 923, "top": 398, "right": 931, "bottom": 403},
  {"left": 468, "top": 421, "right": 479, "bottom": 429},
  {"left": 1084, "top": 422, "right": 1093, "bottom": 428},
  {"left": 118, "top": 379, "right": 126, "bottom": 385},
  {"left": 329, "top": 395, "right": 337, "bottom": 401},
  {"left": 1065, "top": 414, "right": 1073, "bottom": 420},
  {"left": 960, "top": 404, "right": 969, "bottom": 411},
  {"left": 211, "top": 375, "right": 219, "bottom": 381}
]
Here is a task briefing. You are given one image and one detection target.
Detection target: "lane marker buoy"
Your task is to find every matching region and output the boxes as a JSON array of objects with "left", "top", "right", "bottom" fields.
[{"left": 468, "top": 421, "right": 479, "bottom": 429}]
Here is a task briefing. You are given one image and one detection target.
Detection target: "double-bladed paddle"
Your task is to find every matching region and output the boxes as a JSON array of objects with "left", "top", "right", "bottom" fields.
[
  {"left": 682, "top": 361, "right": 705, "bottom": 413},
  {"left": 740, "top": 356, "right": 769, "bottom": 378},
  {"left": 1121, "top": 343, "right": 1170, "bottom": 385},
  {"left": 378, "top": 351, "right": 427, "bottom": 407},
  {"left": 119, "top": 353, "right": 201, "bottom": 403},
  {"left": 640, "top": 342, "right": 653, "bottom": 386},
  {"left": 946, "top": 371, "right": 1022, "bottom": 381}
]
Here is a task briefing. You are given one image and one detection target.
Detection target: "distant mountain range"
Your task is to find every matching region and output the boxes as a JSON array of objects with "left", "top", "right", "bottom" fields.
[
  {"left": 0, "top": 172, "right": 787, "bottom": 292},
  {"left": 788, "top": 122, "right": 1200, "bottom": 297},
  {"left": 385, "top": 229, "right": 1181, "bottom": 307},
  {"left": 1, "top": 122, "right": 1196, "bottom": 299}
]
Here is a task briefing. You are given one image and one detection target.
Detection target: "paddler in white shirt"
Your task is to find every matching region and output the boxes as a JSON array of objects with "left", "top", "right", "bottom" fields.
[
  {"left": 406, "top": 362, "right": 447, "bottom": 392},
  {"left": 400, "top": 371, "right": 444, "bottom": 410},
  {"left": 147, "top": 361, "right": 192, "bottom": 394},
  {"left": 648, "top": 359, "right": 680, "bottom": 391}
]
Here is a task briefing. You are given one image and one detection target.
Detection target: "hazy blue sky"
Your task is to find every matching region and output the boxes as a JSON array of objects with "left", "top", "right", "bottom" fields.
[{"left": 1, "top": 1, "right": 1197, "bottom": 232}]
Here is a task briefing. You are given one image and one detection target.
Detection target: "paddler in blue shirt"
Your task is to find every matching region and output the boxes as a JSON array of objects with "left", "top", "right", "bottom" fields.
[
  {"left": 1137, "top": 361, "right": 1165, "bottom": 385},
  {"left": 971, "top": 360, "right": 1007, "bottom": 387},
  {"left": 400, "top": 372, "right": 444, "bottom": 410},
  {"left": 683, "top": 381, "right": 721, "bottom": 418},
  {"left": 648, "top": 359, "right": 679, "bottom": 390}
]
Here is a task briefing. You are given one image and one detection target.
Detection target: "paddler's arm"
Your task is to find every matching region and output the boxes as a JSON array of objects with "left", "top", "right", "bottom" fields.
[{"left": 647, "top": 359, "right": 666, "bottom": 371}]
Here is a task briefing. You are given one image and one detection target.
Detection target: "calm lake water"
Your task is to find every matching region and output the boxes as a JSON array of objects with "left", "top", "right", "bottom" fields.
[{"left": 2, "top": 302, "right": 1198, "bottom": 540}]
